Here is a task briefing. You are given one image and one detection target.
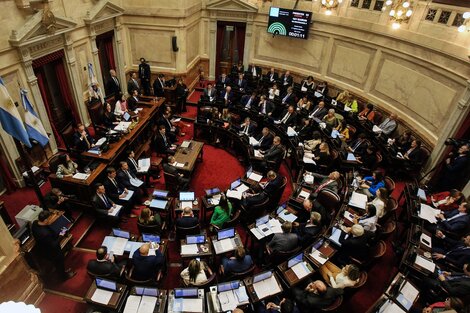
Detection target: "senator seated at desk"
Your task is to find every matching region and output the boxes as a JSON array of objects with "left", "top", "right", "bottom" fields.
[
  {"left": 116, "top": 161, "right": 146, "bottom": 203},
  {"left": 103, "top": 167, "right": 136, "bottom": 214},
  {"left": 319, "top": 263, "right": 360, "bottom": 289},
  {"left": 176, "top": 207, "right": 199, "bottom": 229},
  {"left": 87, "top": 246, "right": 124, "bottom": 279},
  {"left": 131, "top": 243, "right": 165, "bottom": 282},
  {"left": 267, "top": 221, "right": 299, "bottom": 254},
  {"left": 432, "top": 231, "right": 470, "bottom": 269},
  {"left": 180, "top": 259, "right": 209, "bottom": 286},
  {"left": 292, "top": 280, "right": 343, "bottom": 312},
  {"left": 163, "top": 156, "right": 190, "bottom": 189},
  {"left": 221, "top": 246, "right": 253, "bottom": 276},
  {"left": 73, "top": 123, "right": 95, "bottom": 152},
  {"left": 55, "top": 154, "right": 78, "bottom": 179},
  {"left": 91, "top": 183, "right": 126, "bottom": 224},
  {"left": 154, "top": 125, "right": 176, "bottom": 155},
  {"left": 209, "top": 194, "right": 233, "bottom": 229},
  {"left": 293, "top": 211, "right": 322, "bottom": 246}
]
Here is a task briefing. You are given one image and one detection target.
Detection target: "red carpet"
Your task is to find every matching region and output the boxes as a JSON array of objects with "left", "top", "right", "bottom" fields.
[
  {"left": 37, "top": 293, "right": 88, "bottom": 313},
  {"left": 187, "top": 90, "right": 203, "bottom": 105}
]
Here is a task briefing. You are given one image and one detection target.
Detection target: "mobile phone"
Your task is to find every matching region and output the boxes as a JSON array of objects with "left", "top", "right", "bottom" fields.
[{"left": 108, "top": 251, "right": 114, "bottom": 259}]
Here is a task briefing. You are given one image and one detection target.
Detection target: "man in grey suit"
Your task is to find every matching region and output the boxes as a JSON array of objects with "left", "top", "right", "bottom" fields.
[
  {"left": 376, "top": 113, "right": 398, "bottom": 136},
  {"left": 267, "top": 221, "right": 298, "bottom": 253}
]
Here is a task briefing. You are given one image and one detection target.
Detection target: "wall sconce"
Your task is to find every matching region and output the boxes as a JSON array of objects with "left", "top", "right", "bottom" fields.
[
  {"left": 383, "top": 0, "right": 413, "bottom": 29},
  {"left": 458, "top": 12, "right": 470, "bottom": 32},
  {"left": 321, "top": 0, "right": 343, "bottom": 15}
]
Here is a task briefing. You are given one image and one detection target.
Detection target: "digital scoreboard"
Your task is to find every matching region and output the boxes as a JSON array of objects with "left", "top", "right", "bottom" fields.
[{"left": 267, "top": 7, "right": 312, "bottom": 40}]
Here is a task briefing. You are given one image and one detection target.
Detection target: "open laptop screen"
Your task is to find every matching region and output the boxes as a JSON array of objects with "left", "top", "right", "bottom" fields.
[
  {"left": 205, "top": 188, "right": 221, "bottom": 196},
  {"left": 255, "top": 215, "right": 270, "bottom": 227},
  {"left": 112, "top": 228, "right": 130, "bottom": 239},
  {"left": 179, "top": 192, "right": 195, "bottom": 201},
  {"left": 122, "top": 112, "right": 131, "bottom": 121},
  {"left": 217, "top": 228, "right": 235, "bottom": 241},
  {"left": 135, "top": 287, "right": 158, "bottom": 296},
  {"left": 230, "top": 178, "right": 241, "bottom": 190},
  {"left": 253, "top": 271, "right": 272, "bottom": 283},
  {"left": 217, "top": 280, "right": 240, "bottom": 292},
  {"left": 142, "top": 233, "right": 160, "bottom": 243},
  {"left": 174, "top": 288, "right": 199, "bottom": 298},
  {"left": 96, "top": 278, "right": 117, "bottom": 291},
  {"left": 153, "top": 189, "right": 169, "bottom": 199},
  {"left": 287, "top": 253, "right": 303, "bottom": 268},
  {"left": 186, "top": 235, "right": 205, "bottom": 244}
]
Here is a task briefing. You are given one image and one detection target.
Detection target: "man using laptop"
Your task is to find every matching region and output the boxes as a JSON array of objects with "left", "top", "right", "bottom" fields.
[
  {"left": 175, "top": 207, "right": 199, "bottom": 229},
  {"left": 31, "top": 210, "right": 76, "bottom": 280},
  {"left": 267, "top": 222, "right": 298, "bottom": 254},
  {"left": 131, "top": 243, "right": 165, "bottom": 281},
  {"left": 87, "top": 246, "right": 124, "bottom": 279},
  {"left": 162, "top": 156, "right": 189, "bottom": 189}
]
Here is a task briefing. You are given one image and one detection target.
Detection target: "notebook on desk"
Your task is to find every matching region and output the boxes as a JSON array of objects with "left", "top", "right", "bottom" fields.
[
  {"left": 246, "top": 166, "right": 263, "bottom": 182},
  {"left": 112, "top": 228, "right": 130, "bottom": 239},
  {"left": 252, "top": 271, "right": 281, "bottom": 300}
]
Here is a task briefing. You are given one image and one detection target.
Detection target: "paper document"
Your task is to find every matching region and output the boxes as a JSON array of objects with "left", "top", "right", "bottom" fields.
[
  {"left": 372, "top": 125, "right": 382, "bottom": 133},
  {"left": 182, "top": 298, "right": 203, "bottom": 312},
  {"left": 415, "top": 254, "right": 435, "bottom": 272},
  {"left": 303, "top": 153, "right": 316, "bottom": 164},
  {"left": 175, "top": 162, "right": 185, "bottom": 168},
  {"left": 108, "top": 204, "right": 122, "bottom": 217},
  {"left": 111, "top": 236, "right": 128, "bottom": 255},
  {"left": 218, "top": 290, "right": 238, "bottom": 312},
  {"left": 287, "top": 126, "right": 297, "bottom": 137},
  {"left": 314, "top": 91, "right": 323, "bottom": 98},
  {"left": 344, "top": 211, "right": 355, "bottom": 222},
  {"left": 278, "top": 209, "right": 297, "bottom": 222},
  {"left": 120, "top": 190, "right": 134, "bottom": 201},
  {"left": 310, "top": 249, "right": 329, "bottom": 265},
  {"left": 237, "top": 184, "right": 250, "bottom": 193},
  {"left": 124, "top": 295, "right": 141, "bottom": 313},
  {"left": 73, "top": 173, "right": 90, "bottom": 180},
  {"left": 171, "top": 118, "right": 181, "bottom": 123},
  {"left": 138, "top": 158, "right": 150, "bottom": 172},
  {"left": 181, "top": 244, "right": 199, "bottom": 255},
  {"left": 298, "top": 190, "right": 310, "bottom": 199},
  {"left": 269, "top": 218, "right": 283, "bottom": 233},
  {"left": 348, "top": 192, "right": 368, "bottom": 210},
  {"left": 248, "top": 172, "right": 263, "bottom": 182},
  {"left": 417, "top": 188, "right": 427, "bottom": 201},
  {"left": 250, "top": 227, "right": 265, "bottom": 240},
  {"left": 91, "top": 288, "right": 113, "bottom": 305},
  {"left": 418, "top": 204, "right": 441, "bottom": 224},
  {"left": 379, "top": 300, "right": 406, "bottom": 313},
  {"left": 304, "top": 173, "right": 314, "bottom": 184},
  {"left": 420, "top": 233, "right": 432, "bottom": 248},
  {"left": 114, "top": 121, "right": 132, "bottom": 131},
  {"left": 253, "top": 275, "right": 281, "bottom": 299},
  {"left": 254, "top": 150, "right": 263, "bottom": 158},
  {"left": 218, "top": 238, "right": 235, "bottom": 252},
  {"left": 235, "top": 286, "right": 249, "bottom": 303},
  {"left": 95, "top": 137, "right": 107, "bottom": 146},
  {"left": 130, "top": 178, "right": 144, "bottom": 188},
  {"left": 301, "top": 86, "right": 307, "bottom": 92},
  {"left": 396, "top": 281, "right": 419, "bottom": 310},
  {"left": 137, "top": 296, "right": 157, "bottom": 313},
  {"left": 249, "top": 136, "right": 259, "bottom": 146},
  {"left": 344, "top": 106, "right": 352, "bottom": 112},
  {"left": 257, "top": 223, "right": 273, "bottom": 237},
  {"left": 292, "top": 262, "right": 310, "bottom": 279},
  {"left": 227, "top": 189, "right": 243, "bottom": 200},
  {"left": 347, "top": 153, "right": 357, "bottom": 161}
]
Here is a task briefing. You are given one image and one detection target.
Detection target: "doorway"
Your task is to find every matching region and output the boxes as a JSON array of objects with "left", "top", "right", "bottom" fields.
[
  {"left": 215, "top": 21, "right": 246, "bottom": 79},
  {"left": 96, "top": 31, "right": 116, "bottom": 96}
]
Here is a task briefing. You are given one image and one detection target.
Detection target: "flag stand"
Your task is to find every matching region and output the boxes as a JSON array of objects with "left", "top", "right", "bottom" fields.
[{"left": 13, "top": 138, "right": 45, "bottom": 209}]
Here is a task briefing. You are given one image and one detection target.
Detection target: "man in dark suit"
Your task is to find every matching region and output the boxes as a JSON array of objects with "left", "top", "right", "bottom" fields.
[
  {"left": 154, "top": 125, "right": 175, "bottom": 155},
  {"left": 106, "top": 69, "right": 122, "bottom": 98},
  {"left": 221, "top": 247, "right": 253, "bottom": 275},
  {"left": 43, "top": 188, "right": 74, "bottom": 222},
  {"left": 311, "top": 171, "right": 340, "bottom": 196},
  {"left": 253, "top": 127, "right": 274, "bottom": 152},
  {"left": 295, "top": 211, "right": 323, "bottom": 246},
  {"left": 297, "top": 118, "right": 313, "bottom": 141},
  {"left": 158, "top": 112, "right": 178, "bottom": 142},
  {"left": 87, "top": 246, "right": 123, "bottom": 278},
  {"left": 235, "top": 73, "right": 247, "bottom": 93},
  {"left": 116, "top": 161, "right": 146, "bottom": 201},
  {"left": 175, "top": 207, "right": 199, "bottom": 228},
  {"left": 435, "top": 203, "right": 470, "bottom": 235},
  {"left": 437, "top": 143, "right": 470, "bottom": 191},
  {"left": 293, "top": 280, "right": 343, "bottom": 312},
  {"left": 262, "top": 136, "right": 285, "bottom": 166},
  {"left": 437, "top": 263, "right": 470, "bottom": 297},
  {"left": 240, "top": 92, "right": 257, "bottom": 109},
  {"left": 153, "top": 74, "right": 166, "bottom": 97},
  {"left": 241, "top": 171, "right": 281, "bottom": 208},
  {"left": 162, "top": 156, "right": 189, "bottom": 189},
  {"left": 127, "top": 72, "right": 140, "bottom": 95},
  {"left": 433, "top": 231, "right": 470, "bottom": 269},
  {"left": 258, "top": 95, "right": 274, "bottom": 116},
  {"left": 238, "top": 117, "right": 255, "bottom": 136},
  {"left": 127, "top": 89, "right": 140, "bottom": 111},
  {"left": 338, "top": 224, "right": 370, "bottom": 263},
  {"left": 91, "top": 183, "right": 122, "bottom": 223},
  {"left": 203, "top": 83, "right": 217, "bottom": 102},
  {"left": 278, "top": 105, "right": 297, "bottom": 126},
  {"left": 247, "top": 64, "right": 261, "bottom": 79},
  {"left": 138, "top": 58, "right": 151, "bottom": 96},
  {"left": 267, "top": 68, "right": 279, "bottom": 84},
  {"left": 280, "top": 70, "right": 293, "bottom": 92},
  {"left": 348, "top": 133, "right": 368, "bottom": 156},
  {"left": 280, "top": 87, "right": 296, "bottom": 106},
  {"left": 73, "top": 123, "right": 95, "bottom": 152},
  {"left": 309, "top": 101, "right": 328, "bottom": 119},
  {"left": 103, "top": 167, "right": 135, "bottom": 216},
  {"left": 217, "top": 73, "right": 231, "bottom": 88},
  {"left": 131, "top": 243, "right": 165, "bottom": 281},
  {"left": 220, "top": 86, "right": 234, "bottom": 107},
  {"left": 267, "top": 222, "right": 298, "bottom": 253}
]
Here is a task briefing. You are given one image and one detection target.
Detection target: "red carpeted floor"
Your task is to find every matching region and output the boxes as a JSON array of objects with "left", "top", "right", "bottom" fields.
[{"left": 2, "top": 107, "right": 405, "bottom": 312}]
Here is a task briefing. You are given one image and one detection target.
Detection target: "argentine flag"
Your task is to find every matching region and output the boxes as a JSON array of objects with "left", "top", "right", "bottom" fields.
[
  {"left": 0, "top": 77, "right": 31, "bottom": 148},
  {"left": 21, "top": 89, "right": 49, "bottom": 147}
]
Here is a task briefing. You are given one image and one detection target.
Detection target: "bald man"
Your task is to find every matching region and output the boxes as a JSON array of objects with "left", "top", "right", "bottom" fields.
[
  {"left": 131, "top": 243, "right": 164, "bottom": 281},
  {"left": 293, "top": 280, "right": 343, "bottom": 311}
]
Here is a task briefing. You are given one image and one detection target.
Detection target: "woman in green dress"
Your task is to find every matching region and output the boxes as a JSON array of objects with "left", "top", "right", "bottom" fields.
[{"left": 210, "top": 194, "right": 232, "bottom": 228}]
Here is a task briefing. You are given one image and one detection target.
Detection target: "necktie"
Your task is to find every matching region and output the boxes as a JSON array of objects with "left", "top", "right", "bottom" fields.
[
  {"left": 352, "top": 140, "right": 361, "bottom": 152},
  {"left": 113, "top": 77, "right": 118, "bottom": 86},
  {"left": 101, "top": 194, "right": 111, "bottom": 208},
  {"left": 239, "top": 80, "right": 242, "bottom": 86},
  {"left": 162, "top": 133, "right": 168, "bottom": 146},
  {"left": 281, "top": 112, "right": 290, "bottom": 124},
  {"left": 111, "top": 178, "right": 117, "bottom": 187},
  {"left": 259, "top": 136, "right": 264, "bottom": 145},
  {"left": 283, "top": 94, "right": 290, "bottom": 103},
  {"left": 126, "top": 170, "right": 134, "bottom": 179},
  {"left": 244, "top": 125, "right": 249, "bottom": 135},
  {"left": 262, "top": 102, "right": 266, "bottom": 114},
  {"left": 133, "top": 79, "right": 139, "bottom": 88},
  {"left": 130, "top": 158, "right": 138, "bottom": 169},
  {"left": 314, "top": 180, "right": 333, "bottom": 194},
  {"left": 252, "top": 67, "right": 256, "bottom": 76},
  {"left": 447, "top": 213, "right": 464, "bottom": 222},
  {"left": 83, "top": 134, "right": 91, "bottom": 149}
]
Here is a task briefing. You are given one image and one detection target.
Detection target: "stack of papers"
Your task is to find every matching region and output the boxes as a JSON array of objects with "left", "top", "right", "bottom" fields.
[
  {"left": 348, "top": 192, "right": 368, "bottom": 210},
  {"left": 248, "top": 172, "right": 263, "bottom": 182},
  {"left": 114, "top": 121, "right": 132, "bottom": 131},
  {"left": 372, "top": 125, "right": 382, "bottom": 133},
  {"left": 108, "top": 204, "right": 123, "bottom": 217},
  {"left": 95, "top": 137, "right": 107, "bottom": 146},
  {"left": 278, "top": 209, "right": 297, "bottom": 222},
  {"left": 91, "top": 288, "right": 113, "bottom": 305},
  {"left": 298, "top": 190, "right": 310, "bottom": 199},
  {"left": 414, "top": 254, "right": 435, "bottom": 272},
  {"left": 22, "top": 166, "right": 40, "bottom": 177},
  {"left": 303, "top": 152, "right": 316, "bottom": 164},
  {"left": 310, "top": 249, "right": 329, "bottom": 265},
  {"left": 396, "top": 282, "right": 419, "bottom": 310},
  {"left": 420, "top": 233, "right": 432, "bottom": 248},
  {"left": 418, "top": 204, "right": 441, "bottom": 224},
  {"left": 181, "top": 244, "right": 199, "bottom": 255},
  {"left": 173, "top": 298, "right": 203, "bottom": 313},
  {"left": 72, "top": 173, "right": 90, "bottom": 180},
  {"left": 130, "top": 178, "right": 144, "bottom": 188},
  {"left": 379, "top": 300, "right": 406, "bottom": 313},
  {"left": 120, "top": 190, "right": 134, "bottom": 201},
  {"left": 124, "top": 295, "right": 141, "bottom": 313},
  {"left": 102, "top": 236, "right": 128, "bottom": 255},
  {"left": 218, "top": 290, "right": 238, "bottom": 311},
  {"left": 304, "top": 173, "right": 314, "bottom": 184},
  {"left": 249, "top": 137, "right": 259, "bottom": 146},
  {"left": 138, "top": 158, "right": 150, "bottom": 173},
  {"left": 226, "top": 190, "right": 243, "bottom": 200},
  {"left": 175, "top": 162, "right": 185, "bottom": 168},
  {"left": 287, "top": 127, "right": 297, "bottom": 137},
  {"left": 138, "top": 296, "right": 157, "bottom": 313},
  {"left": 253, "top": 275, "right": 281, "bottom": 299},
  {"left": 254, "top": 150, "right": 263, "bottom": 158},
  {"left": 291, "top": 262, "right": 310, "bottom": 279}
]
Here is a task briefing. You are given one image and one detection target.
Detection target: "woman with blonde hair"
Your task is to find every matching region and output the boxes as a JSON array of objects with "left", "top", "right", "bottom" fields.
[
  {"left": 181, "top": 259, "right": 208, "bottom": 285},
  {"left": 138, "top": 207, "right": 161, "bottom": 226}
]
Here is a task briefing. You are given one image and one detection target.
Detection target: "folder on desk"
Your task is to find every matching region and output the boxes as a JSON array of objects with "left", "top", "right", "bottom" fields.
[
  {"left": 138, "top": 158, "right": 150, "bottom": 173},
  {"left": 130, "top": 178, "right": 144, "bottom": 188},
  {"left": 91, "top": 288, "right": 113, "bottom": 305},
  {"left": 73, "top": 173, "right": 90, "bottom": 180},
  {"left": 120, "top": 190, "right": 134, "bottom": 201},
  {"left": 253, "top": 274, "right": 281, "bottom": 300},
  {"left": 181, "top": 244, "right": 199, "bottom": 255},
  {"left": 124, "top": 295, "right": 141, "bottom": 313},
  {"left": 348, "top": 192, "right": 368, "bottom": 210},
  {"left": 249, "top": 136, "right": 259, "bottom": 146},
  {"left": 137, "top": 296, "right": 157, "bottom": 313},
  {"left": 414, "top": 254, "right": 435, "bottom": 273},
  {"left": 418, "top": 204, "right": 440, "bottom": 224},
  {"left": 108, "top": 205, "right": 122, "bottom": 217},
  {"left": 396, "top": 281, "right": 419, "bottom": 310}
]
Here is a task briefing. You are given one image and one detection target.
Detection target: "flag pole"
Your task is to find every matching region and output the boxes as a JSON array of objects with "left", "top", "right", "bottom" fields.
[{"left": 13, "top": 137, "right": 45, "bottom": 209}]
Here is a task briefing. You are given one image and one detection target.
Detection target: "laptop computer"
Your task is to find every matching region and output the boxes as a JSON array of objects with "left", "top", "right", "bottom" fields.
[
  {"left": 253, "top": 271, "right": 273, "bottom": 283},
  {"left": 287, "top": 253, "right": 303, "bottom": 268},
  {"left": 150, "top": 199, "right": 168, "bottom": 210},
  {"left": 153, "top": 189, "right": 169, "bottom": 199},
  {"left": 96, "top": 278, "right": 118, "bottom": 291},
  {"left": 174, "top": 288, "right": 199, "bottom": 298},
  {"left": 214, "top": 228, "right": 241, "bottom": 254},
  {"left": 134, "top": 286, "right": 158, "bottom": 297},
  {"left": 328, "top": 227, "right": 344, "bottom": 247},
  {"left": 256, "top": 215, "right": 270, "bottom": 227},
  {"left": 112, "top": 228, "right": 130, "bottom": 239},
  {"left": 205, "top": 187, "right": 221, "bottom": 197},
  {"left": 179, "top": 191, "right": 195, "bottom": 209},
  {"left": 276, "top": 203, "right": 287, "bottom": 215},
  {"left": 230, "top": 178, "right": 242, "bottom": 190},
  {"left": 142, "top": 233, "right": 160, "bottom": 243},
  {"left": 186, "top": 234, "right": 205, "bottom": 244},
  {"left": 217, "top": 280, "right": 240, "bottom": 293}
]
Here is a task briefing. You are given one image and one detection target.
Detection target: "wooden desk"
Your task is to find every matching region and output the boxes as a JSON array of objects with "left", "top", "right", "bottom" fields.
[
  {"left": 84, "top": 281, "right": 128, "bottom": 312},
  {"left": 180, "top": 239, "right": 214, "bottom": 260},
  {"left": 243, "top": 272, "right": 283, "bottom": 303},
  {"left": 211, "top": 233, "right": 243, "bottom": 255},
  {"left": 305, "top": 238, "right": 337, "bottom": 268},
  {"left": 173, "top": 141, "right": 204, "bottom": 174},
  {"left": 277, "top": 256, "right": 315, "bottom": 287},
  {"left": 127, "top": 289, "right": 168, "bottom": 313}
]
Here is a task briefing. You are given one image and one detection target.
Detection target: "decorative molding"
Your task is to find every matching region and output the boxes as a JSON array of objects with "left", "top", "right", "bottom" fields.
[
  {"left": 84, "top": 0, "right": 125, "bottom": 26},
  {"left": 206, "top": 0, "right": 258, "bottom": 13}
]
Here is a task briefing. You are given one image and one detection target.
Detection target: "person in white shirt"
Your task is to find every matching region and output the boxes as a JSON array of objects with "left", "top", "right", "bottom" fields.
[
  {"left": 368, "top": 187, "right": 389, "bottom": 219},
  {"left": 357, "top": 204, "right": 378, "bottom": 232},
  {"left": 320, "top": 263, "right": 360, "bottom": 289},
  {"left": 180, "top": 259, "right": 209, "bottom": 286},
  {"left": 268, "top": 84, "right": 280, "bottom": 100},
  {"left": 114, "top": 93, "right": 129, "bottom": 116}
]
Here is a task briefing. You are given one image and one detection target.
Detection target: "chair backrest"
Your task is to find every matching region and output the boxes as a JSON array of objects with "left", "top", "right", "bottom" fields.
[
  {"left": 225, "top": 264, "right": 256, "bottom": 281},
  {"left": 48, "top": 154, "right": 63, "bottom": 174},
  {"left": 164, "top": 171, "right": 180, "bottom": 194},
  {"left": 176, "top": 224, "right": 201, "bottom": 240},
  {"left": 373, "top": 111, "right": 383, "bottom": 124},
  {"left": 372, "top": 240, "right": 387, "bottom": 259},
  {"left": 270, "top": 246, "right": 302, "bottom": 265},
  {"left": 349, "top": 271, "right": 368, "bottom": 289},
  {"left": 225, "top": 210, "right": 241, "bottom": 228},
  {"left": 125, "top": 265, "right": 155, "bottom": 286},
  {"left": 137, "top": 222, "right": 162, "bottom": 236},
  {"left": 185, "top": 265, "right": 216, "bottom": 289},
  {"left": 384, "top": 176, "right": 395, "bottom": 193},
  {"left": 321, "top": 295, "right": 343, "bottom": 311},
  {"left": 346, "top": 124, "right": 356, "bottom": 137},
  {"left": 60, "top": 123, "right": 76, "bottom": 153},
  {"left": 87, "top": 101, "right": 105, "bottom": 129},
  {"left": 317, "top": 189, "right": 341, "bottom": 213},
  {"left": 87, "top": 269, "right": 115, "bottom": 280}
]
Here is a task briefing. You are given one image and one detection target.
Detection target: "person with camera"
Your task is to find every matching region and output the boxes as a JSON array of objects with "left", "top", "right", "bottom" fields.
[{"left": 44, "top": 187, "right": 74, "bottom": 222}]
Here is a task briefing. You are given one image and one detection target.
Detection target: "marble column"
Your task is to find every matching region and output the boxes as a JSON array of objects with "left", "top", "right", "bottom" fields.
[
  {"left": 89, "top": 31, "right": 105, "bottom": 93},
  {"left": 114, "top": 17, "right": 127, "bottom": 88},
  {"left": 209, "top": 19, "right": 217, "bottom": 80},
  {"left": 422, "top": 80, "right": 470, "bottom": 182},
  {"left": 243, "top": 16, "right": 253, "bottom": 69},
  {"left": 64, "top": 34, "right": 90, "bottom": 126}
]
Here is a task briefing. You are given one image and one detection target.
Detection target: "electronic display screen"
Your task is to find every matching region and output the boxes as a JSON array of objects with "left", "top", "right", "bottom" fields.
[{"left": 268, "top": 7, "right": 312, "bottom": 40}]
